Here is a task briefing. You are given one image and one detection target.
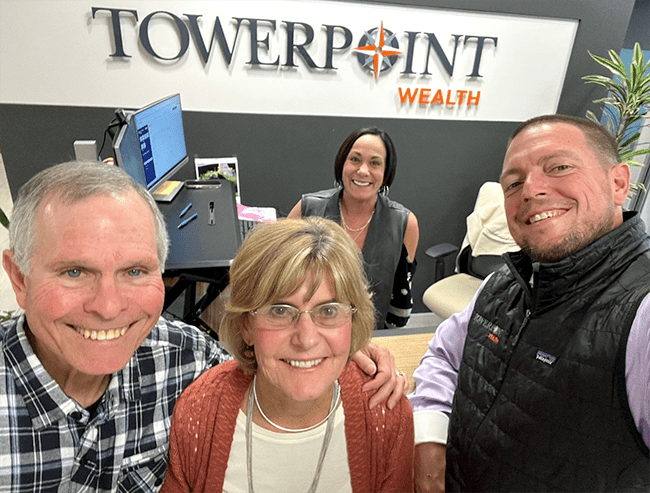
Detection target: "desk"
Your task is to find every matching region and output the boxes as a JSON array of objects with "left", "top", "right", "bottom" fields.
[
  {"left": 372, "top": 332, "right": 434, "bottom": 393},
  {"left": 157, "top": 180, "right": 242, "bottom": 335}
]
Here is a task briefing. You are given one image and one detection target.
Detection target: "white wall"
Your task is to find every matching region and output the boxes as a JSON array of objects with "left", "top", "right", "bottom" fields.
[
  {"left": 0, "top": 0, "right": 575, "bottom": 121},
  {"left": 0, "top": 154, "right": 18, "bottom": 313}
]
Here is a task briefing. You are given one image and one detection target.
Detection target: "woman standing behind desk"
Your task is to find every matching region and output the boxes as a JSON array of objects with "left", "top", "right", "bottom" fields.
[
  {"left": 161, "top": 217, "right": 414, "bottom": 493},
  {"left": 288, "top": 127, "right": 419, "bottom": 330}
]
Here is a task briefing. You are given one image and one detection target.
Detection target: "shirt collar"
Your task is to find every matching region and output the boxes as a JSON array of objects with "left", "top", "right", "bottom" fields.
[
  {"left": 4, "top": 315, "right": 143, "bottom": 430},
  {"left": 505, "top": 212, "right": 650, "bottom": 313}
]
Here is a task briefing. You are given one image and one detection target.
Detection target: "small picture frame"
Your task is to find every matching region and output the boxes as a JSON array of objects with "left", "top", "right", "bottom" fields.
[{"left": 194, "top": 157, "right": 240, "bottom": 203}]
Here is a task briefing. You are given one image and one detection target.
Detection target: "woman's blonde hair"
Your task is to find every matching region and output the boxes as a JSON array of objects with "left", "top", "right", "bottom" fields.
[{"left": 218, "top": 216, "right": 375, "bottom": 374}]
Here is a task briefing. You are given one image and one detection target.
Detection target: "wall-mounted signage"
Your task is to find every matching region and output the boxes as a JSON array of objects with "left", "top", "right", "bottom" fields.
[{"left": 0, "top": 0, "right": 578, "bottom": 121}]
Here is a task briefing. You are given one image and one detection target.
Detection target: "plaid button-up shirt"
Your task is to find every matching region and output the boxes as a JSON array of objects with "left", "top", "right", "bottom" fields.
[{"left": 0, "top": 315, "right": 230, "bottom": 492}]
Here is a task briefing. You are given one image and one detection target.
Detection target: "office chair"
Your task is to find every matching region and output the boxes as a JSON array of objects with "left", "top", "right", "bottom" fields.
[{"left": 422, "top": 182, "right": 519, "bottom": 319}]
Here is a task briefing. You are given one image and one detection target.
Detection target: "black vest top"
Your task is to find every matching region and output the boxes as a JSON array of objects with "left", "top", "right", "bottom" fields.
[{"left": 301, "top": 188, "right": 409, "bottom": 331}]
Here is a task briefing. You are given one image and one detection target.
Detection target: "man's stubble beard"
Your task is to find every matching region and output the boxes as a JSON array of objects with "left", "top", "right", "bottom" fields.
[{"left": 519, "top": 204, "right": 616, "bottom": 263}]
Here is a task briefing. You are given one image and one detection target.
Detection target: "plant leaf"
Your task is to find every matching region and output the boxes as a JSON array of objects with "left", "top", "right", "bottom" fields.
[{"left": 0, "top": 208, "right": 9, "bottom": 229}]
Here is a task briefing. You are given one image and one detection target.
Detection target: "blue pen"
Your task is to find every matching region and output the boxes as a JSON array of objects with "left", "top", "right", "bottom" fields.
[
  {"left": 177, "top": 213, "right": 198, "bottom": 229},
  {"left": 179, "top": 202, "right": 193, "bottom": 218}
]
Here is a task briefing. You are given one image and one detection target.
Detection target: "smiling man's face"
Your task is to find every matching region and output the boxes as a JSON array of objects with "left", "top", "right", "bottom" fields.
[
  {"left": 3, "top": 191, "right": 164, "bottom": 386},
  {"left": 500, "top": 122, "right": 628, "bottom": 262}
]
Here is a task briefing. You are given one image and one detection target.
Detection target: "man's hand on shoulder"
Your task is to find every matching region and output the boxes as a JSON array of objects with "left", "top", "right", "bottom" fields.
[{"left": 352, "top": 342, "right": 408, "bottom": 410}]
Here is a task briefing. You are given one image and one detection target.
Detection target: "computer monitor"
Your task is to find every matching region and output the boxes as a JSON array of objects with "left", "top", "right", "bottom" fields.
[{"left": 112, "top": 93, "right": 188, "bottom": 194}]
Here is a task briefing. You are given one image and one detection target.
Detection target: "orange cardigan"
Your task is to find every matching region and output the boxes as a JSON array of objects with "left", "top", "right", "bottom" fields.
[{"left": 162, "top": 360, "right": 414, "bottom": 492}]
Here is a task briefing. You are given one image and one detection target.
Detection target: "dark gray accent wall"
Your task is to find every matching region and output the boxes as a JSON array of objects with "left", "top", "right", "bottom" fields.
[
  {"left": 625, "top": 0, "right": 650, "bottom": 48},
  {"left": 0, "top": 0, "right": 636, "bottom": 313}
]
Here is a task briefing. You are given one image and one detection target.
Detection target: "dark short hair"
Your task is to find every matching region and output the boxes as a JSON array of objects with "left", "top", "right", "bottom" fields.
[
  {"left": 509, "top": 114, "right": 621, "bottom": 168},
  {"left": 334, "top": 127, "right": 397, "bottom": 188}
]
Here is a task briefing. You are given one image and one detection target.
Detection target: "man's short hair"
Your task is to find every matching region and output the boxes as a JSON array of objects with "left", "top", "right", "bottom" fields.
[
  {"left": 218, "top": 216, "right": 375, "bottom": 374},
  {"left": 9, "top": 161, "right": 169, "bottom": 274},
  {"left": 509, "top": 114, "right": 622, "bottom": 168}
]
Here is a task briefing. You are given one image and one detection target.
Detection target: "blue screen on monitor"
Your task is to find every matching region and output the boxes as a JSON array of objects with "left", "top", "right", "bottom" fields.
[{"left": 113, "top": 93, "right": 188, "bottom": 192}]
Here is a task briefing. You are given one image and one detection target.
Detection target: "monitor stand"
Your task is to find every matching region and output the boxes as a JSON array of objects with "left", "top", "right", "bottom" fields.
[{"left": 152, "top": 180, "right": 184, "bottom": 202}]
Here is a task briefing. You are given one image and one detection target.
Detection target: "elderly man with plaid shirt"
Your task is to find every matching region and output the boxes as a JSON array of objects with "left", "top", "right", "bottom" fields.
[{"left": 0, "top": 161, "right": 403, "bottom": 492}]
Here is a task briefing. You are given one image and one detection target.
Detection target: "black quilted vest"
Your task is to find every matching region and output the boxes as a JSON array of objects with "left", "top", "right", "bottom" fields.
[{"left": 447, "top": 212, "right": 650, "bottom": 492}]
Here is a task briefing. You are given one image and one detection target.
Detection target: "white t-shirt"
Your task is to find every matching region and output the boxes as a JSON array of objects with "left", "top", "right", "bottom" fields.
[{"left": 223, "top": 405, "right": 352, "bottom": 493}]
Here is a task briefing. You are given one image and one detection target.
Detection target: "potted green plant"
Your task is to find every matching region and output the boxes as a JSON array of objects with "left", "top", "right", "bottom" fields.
[{"left": 583, "top": 42, "right": 650, "bottom": 195}]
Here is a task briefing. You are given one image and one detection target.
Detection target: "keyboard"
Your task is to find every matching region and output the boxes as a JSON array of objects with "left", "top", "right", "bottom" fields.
[{"left": 239, "top": 219, "right": 256, "bottom": 239}]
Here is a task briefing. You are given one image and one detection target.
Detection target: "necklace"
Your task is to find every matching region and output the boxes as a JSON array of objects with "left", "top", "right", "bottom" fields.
[
  {"left": 246, "top": 376, "right": 338, "bottom": 493},
  {"left": 251, "top": 374, "right": 340, "bottom": 433},
  {"left": 340, "top": 205, "right": 375, "bottom": 241},
  {"left": 340, "top": 211, "right": 373, "bottom": 232}
]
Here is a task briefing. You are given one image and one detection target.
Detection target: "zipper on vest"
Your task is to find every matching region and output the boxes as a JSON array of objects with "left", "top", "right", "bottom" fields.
[{"left": 511, "top": 308, "right": 531, "bottom": 347}]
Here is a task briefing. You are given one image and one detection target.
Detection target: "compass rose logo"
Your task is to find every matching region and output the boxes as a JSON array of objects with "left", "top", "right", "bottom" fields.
[{"left": 354, "top": 22, "right": 402, "bottom": 79}]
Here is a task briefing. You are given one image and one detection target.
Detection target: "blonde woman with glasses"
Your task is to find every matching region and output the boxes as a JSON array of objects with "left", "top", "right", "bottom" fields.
[{"left": 162, "top": 217, "right": 414, "bottom": 493}]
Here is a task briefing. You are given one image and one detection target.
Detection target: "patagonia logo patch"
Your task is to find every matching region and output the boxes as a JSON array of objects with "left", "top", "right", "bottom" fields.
[
  {"left": 535, "top": 350, "right": 557, "bottom": 366},
  {"left": 472, "top": 312, "right": 502, "bottom": 344}
]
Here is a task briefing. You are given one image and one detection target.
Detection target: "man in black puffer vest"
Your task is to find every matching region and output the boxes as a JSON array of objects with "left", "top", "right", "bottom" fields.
[{"left": 410, "top": 115, "right": 650, "bottom": 492}]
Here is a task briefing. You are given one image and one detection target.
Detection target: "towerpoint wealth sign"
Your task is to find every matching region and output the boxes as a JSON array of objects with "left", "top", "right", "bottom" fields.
[{"left": 0, "top": 0, "right": 578, "bottom": 121}]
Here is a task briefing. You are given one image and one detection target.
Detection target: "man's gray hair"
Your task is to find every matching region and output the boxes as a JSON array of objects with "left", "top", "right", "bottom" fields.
[{"left": 9, "top": 161, "right": 169, "bottom": 274}]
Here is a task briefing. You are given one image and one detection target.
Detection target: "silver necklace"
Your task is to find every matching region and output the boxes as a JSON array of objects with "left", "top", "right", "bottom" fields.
[
  {"left": 246, "top": 377, "right": 338, "bottom": 493},
  {"left": 340, "top": 210, "right": 373, "bottom": 232},
  {"left": 340, "top": 206, "right": 375, "bottom": 242},
  {"left": 252, "top": 374, "right": 340, "bottom": 433}
]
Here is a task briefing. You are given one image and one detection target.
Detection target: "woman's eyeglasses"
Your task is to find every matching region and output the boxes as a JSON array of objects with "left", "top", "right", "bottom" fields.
[{"left": 249, "top": 302, "right": 356, "bottom": 329}]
